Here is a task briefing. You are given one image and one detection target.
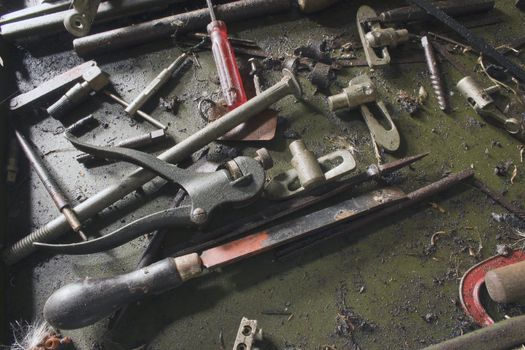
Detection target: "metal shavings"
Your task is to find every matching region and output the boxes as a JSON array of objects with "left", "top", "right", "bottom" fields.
[
  {"left": 429, "top": 202, "right": 446, "bottom": 213},
  {"left": 0, "top": 56, "right": 4, "bottom": 67},
  {"left": 519, "top": 145, "right": 524, "bottom": 163},
  {"left": 431, "top": 231, "right": 446, "bottom": 246},
  {"left": 417, "top": 86, "right": 428, "bottom": 104},
  {"left": 397, "top": 90, "right": 420, "bottom": 114},
  {"left": 511, "top": 165, "right": 518, "bottom": 184}
]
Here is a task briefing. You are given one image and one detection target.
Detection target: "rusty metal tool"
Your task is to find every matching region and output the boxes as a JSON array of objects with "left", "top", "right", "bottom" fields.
[
  {"left": 34, "top": 132, "right": 272, "bottom": 255},
  {"left": 2, "top": 69, "right": 301, "bottom": 265},
  {"left": 102, "top": 90, "right": 167, "bottom": 130},
  {"left": 9, "top": 60, "right": 97, "bottom": 113},
  {"left": 14, "top": 129, "right": 87, "bottom": 241},
  {"left": 43, "top": 186, "right": 407, "bottom": 329},
  {"left": 406, "top": 0, "right": 525, "bottom": 84},
  {"left": 421, "top": 36, "right": 447, "bottom": 111},
  {"left": 421, "top": 314, "right": 525, "bottom": 350},
  {"left": 369, "top": 0, "right": 495, "bottom": 24},
  {"left": 460, "top": 249, "right": 525, "bottom": 327}
]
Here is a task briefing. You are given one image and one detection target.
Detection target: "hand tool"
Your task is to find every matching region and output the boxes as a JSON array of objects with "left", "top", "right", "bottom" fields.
[
  {"left": 72, "top": 0, "right": 341, "bottom": 57},
  {"left": 9, "top": 60, "right": 97, "bottom": 113},
  {"left": 368, "top": 0, "right": 495, "bottom": 24},
  {"left": 14, "top": 129, "right": 87, "bottom": 241},
  {"left": 46, "top": 65, "right": 110, "bottom": 119},
  {"left": 459, "top": 249, "right": 525, "bottom": 326},
  {"left": 486, "top": 259, "right": 525, "bottom": 304},
  {"left": 421, "top": 36, "right": 447, "bottom": 111},
  {"left": 63, "top": 0, "right": 102, "bottom": 37},
  {"left": 0, "top": 1, "right": 70, "bottom": 25},
  {"left": 43, "top": 186, "right": 406, "bottom": 329},
  {"left": 357, "top": 5, "right": 409, "bottom": 67},
  {"left": 125, "top": 52, "right": 189, "bottom": 118},
  {"left": 75, "top": 129, "right": 168, "bottom": 167},
  {"left": 420, "top": 314, "right": 525, "bottom": 350},
  {"left": 406, "top": 0, "right": 525, "bottom": 84},
  {"left": 102, "top": 90, "right": 167, "bottom": 130},
  {"left": 233, "top": 318, "right": 263, "bottom": 350},
  {"left": 328, "top": 74, "right": 401, "bottom": 152},
  {"left": 34, "top": 132, "right": 272, "bottom": 255},
  {"left": 0, "top": 0, "right": 187, "bottom": 41},
  {"left": 265, "top": 140, "right": 357, "bottom": 200},
  {"left": 456, "top": 76, "right": 525, "bottom": 142},
  {"left": 1, "top": 70, "right": 301, "bottom": 265},
  {"left": 275, "top": 169, "right": 474, "bottom": 259},
  {"left": 205, "top": 0, "right": 247, "bottom": 110}
]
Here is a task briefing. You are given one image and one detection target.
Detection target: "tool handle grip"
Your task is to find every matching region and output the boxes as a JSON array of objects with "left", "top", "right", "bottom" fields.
[
  {"left": 207, "top": 20, "right": 247, "bottom": 109},
  {"left": 44, "top": 255, "right": 201, "bottom": 329}
]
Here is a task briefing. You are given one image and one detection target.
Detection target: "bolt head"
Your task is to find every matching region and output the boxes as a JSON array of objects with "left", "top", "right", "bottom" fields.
[{"left": 191, "top": 208, "right": 208, "bottom": 224}]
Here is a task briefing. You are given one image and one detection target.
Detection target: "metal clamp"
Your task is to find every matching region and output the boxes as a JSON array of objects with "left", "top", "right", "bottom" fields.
[
  {"left": 357, "top": 5, "right": 409, "bottom": 67},
  {"left": 328, "top": 74, "right": 400, "bottom": 152},
  {"left": 232, "top": 318, "right": 263, "bottom": 350},
  {"left": 457, "top": 76, "right": 525, "bottom": 141},
  {"left": 265, "top": 140, "right": 356, "bottom": 200}
]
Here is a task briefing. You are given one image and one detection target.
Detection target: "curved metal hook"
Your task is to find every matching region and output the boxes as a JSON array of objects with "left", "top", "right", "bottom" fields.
[{"left": 34, "top": 206, "right": 193, "bottom": 255}]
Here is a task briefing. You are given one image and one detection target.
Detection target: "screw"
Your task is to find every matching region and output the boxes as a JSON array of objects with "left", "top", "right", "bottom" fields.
[
  {"left": 421, "top": 36, "right": 447, "bottom": 111},
  {"left": 191, "top": 208, "right": 208, "bottom": 224}
]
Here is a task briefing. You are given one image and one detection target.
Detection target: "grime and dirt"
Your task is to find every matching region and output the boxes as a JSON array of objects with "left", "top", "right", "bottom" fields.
[{"left": 2, "top": 0, "right": 525, "bottom": 349}]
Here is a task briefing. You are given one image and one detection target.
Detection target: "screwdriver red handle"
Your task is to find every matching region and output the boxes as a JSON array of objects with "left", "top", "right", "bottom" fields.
[{"left": 207, "top": 20, "right": 247, "bottom": 109}]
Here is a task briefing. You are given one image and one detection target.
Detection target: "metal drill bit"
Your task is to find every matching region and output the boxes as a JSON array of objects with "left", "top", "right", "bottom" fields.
[{"left": 421, "top": 36, "right": 447, "bottom": 111}]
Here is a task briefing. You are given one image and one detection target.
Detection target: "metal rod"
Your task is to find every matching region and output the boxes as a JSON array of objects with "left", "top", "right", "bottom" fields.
[
  {"left": 2, "top": 70, "right": 301, "bottom": 264},
  {"left": 205, "top": 0, "right": 217, "bottom": 22},
  {"left": 14, "top": 129, "right": 87, "bottom": 241},
  {"left": 421, "top": 36, "right": 447, "bottom": 111},
  {"left": 103, "top": 90, "right": 168, "bottom": 130},
  {"left": 73, "top": 0, "right": 292, "bottom": 56}
]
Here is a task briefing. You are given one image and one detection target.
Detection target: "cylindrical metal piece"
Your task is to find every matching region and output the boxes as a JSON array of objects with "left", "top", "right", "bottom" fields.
[
  {"left": 125, "top": 53, "right": 188, "bottom": 116},
  {"left": 485, "top": 260, "right": 525, "bottom": 303},
  {"left": 73, "top": 0, "right": 292, "bottom": 56},
  {"left": 46, "top": 81, "right": 91, "bottom": 118},
  {"left": 103, "top": 90, "right": 167, "bottom": 130},
  {"left": 2, "top": 70, "right": 302, "bottom": 264},
  {"left": 421, "top": 315, "right": 525, "bottom": 350},
  {"left": 421, "top": 36, "right": 447, "bottom": 111},
  {"left": 457, "top": 76, "right": 493, "bottom": 111},
  {"left": 328, "top": 79, "right": 377, "bottom": 112},
  {"left": 290, "top": 140, "right": 325, "bottom": 189},
  {"left": 365, "top": 28, "right": 409, "bottom": 48},
  {"left": 14, "top": 130, "right": 86, "bottom": 241}
]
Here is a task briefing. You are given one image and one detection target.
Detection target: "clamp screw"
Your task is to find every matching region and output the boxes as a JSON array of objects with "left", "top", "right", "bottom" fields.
[
  {"left": 254, "top": 148, "right": 273, "bottom": 170},
  {"left": 191, "top": 207, "right": 208, "bottom": 224}
]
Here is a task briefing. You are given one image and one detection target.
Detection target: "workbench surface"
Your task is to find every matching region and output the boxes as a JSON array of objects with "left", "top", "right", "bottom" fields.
[{"left": 3, "top": 0, "right": 525, "bottom": 349}]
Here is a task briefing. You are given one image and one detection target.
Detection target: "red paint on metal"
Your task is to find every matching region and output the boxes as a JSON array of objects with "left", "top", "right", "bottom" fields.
[
  {"left": 459, "top": 249, "right": 525, "bottom": 326},
  {"left": 200, "top": 231, "right": 270, "bottom": 268}
]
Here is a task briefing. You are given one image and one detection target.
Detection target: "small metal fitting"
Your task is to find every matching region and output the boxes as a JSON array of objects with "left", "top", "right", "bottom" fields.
[
  {"left": 254, "top": 148, "right": 273, "bottom": 170},
  {"left": 290, "top": 140, "right": 325, "bottom": 189},
  {"left": 191, "top": 207, "right": 208, "bottom": 225}
]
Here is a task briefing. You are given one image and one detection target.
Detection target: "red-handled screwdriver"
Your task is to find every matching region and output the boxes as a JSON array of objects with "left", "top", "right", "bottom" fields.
[{"left": 205, "top": 0, "right": 247, "bottom": 109}]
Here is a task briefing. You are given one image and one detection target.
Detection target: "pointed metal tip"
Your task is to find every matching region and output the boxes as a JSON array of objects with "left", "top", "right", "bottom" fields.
[{"left": 380, "top": 152, "right": 430, "bottom": 173}]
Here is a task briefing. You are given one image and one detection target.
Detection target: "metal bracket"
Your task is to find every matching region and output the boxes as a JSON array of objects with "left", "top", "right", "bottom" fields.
[
  {"left": 328, "top": 74, "right": 401, "bottom": 152},
  {"left": 232, "top": 317, "right": 263, "bottom": 350},
  {"left": 357, "top": 5, "right": 408, "bottom": 67},
  {"left": 265, "top": 140, "right": 356, "bottom": 200}
]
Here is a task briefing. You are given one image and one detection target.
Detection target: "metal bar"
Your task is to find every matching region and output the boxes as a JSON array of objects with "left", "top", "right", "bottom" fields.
[
  {"left": 421, "top": 36, "right": 447, "bottom": 111},
  {"left": 0, "top": 1, "right": 71, "bottom": 25},
  {"left": 406, "top": 0, "right": 525, "bottom": 83},
  {"left": 2, "top": 70, "right": 301, "bottom": 264},
  {"left": 73, "top": 0, "right": 292, "bottom": 56}
]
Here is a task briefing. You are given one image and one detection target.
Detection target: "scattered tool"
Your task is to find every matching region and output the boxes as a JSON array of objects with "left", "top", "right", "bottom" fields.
[
  {"left": 41, "top": 170, "right": 469, "bottom": 329},
  {"left": 370, "top": 0, "right": 495, "bottom": 24},
  {"left": 3, "top": 69, "right": 301, "bottom": 265},
  {"left": 9, "top": 60, "right": 97, "bottom": 113},
  {"left": 486, "top": 258, "right": 525, "bottom": 304},
  {"left": 407, "top": 0, "right": 525, "bottom": 84},
  {"left": 232, "top": 318, "right": 263, "bottom": 350},
  {"left": 421, "top": 314, "right": 525, "bottom": 350},
  {"left": 76, "top": 129, "right": 168, "bottom": 167},
  {"left": 357, "top": 5, "right": 409, "bottom": 67},
  {"left": 34, "top": 132, "right": 272, "bottom": 254},
  {"left": 459, "top": 249, "right": 525, "bottom": 326},
  {"left": 125, "top": 52, "right": 189, "bottom": 118},
  {"left": 205, "top": 0, "right": 247, "bottom": 110},
  {"left": 456, "top": 76, "right": 525, "bottom": 142},
  {"left": 63, "top": 0, "right": 102, "bottom": 37},
  {"left": 328, "top": 74, "right": 401, "bottom": 152},
  {"left": 103, "top": 90, "right": 167, "bottom": 130},
  {"left": 14, "top": 129, "right": 87, "bottom": 241},
  {"left": 0, "top": 1, "right": 70, "bottom": 25},
  {"left": 421, "top": 36, "right": 447, "bottom": 111},
  {"left": 265, "top": 140, "right": 356, "bottom": 200},
  {"left": 47, "top": 65, "right": 110, "bottom": 119}
]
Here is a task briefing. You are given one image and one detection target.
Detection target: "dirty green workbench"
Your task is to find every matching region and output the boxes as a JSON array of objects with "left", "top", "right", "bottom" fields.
[{"left": 2, "top": 0, "right": 525, "bottom": 349}]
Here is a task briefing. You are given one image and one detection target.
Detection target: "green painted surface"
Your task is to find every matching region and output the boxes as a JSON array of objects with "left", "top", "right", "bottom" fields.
[{"left": 4, "top": 0, "right": 525, "bottom": 349}]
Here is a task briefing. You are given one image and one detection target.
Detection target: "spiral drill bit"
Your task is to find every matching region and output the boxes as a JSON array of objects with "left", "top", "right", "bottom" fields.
[{"left": 421, "top": 36, "right": 447, "bottom": 111}]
